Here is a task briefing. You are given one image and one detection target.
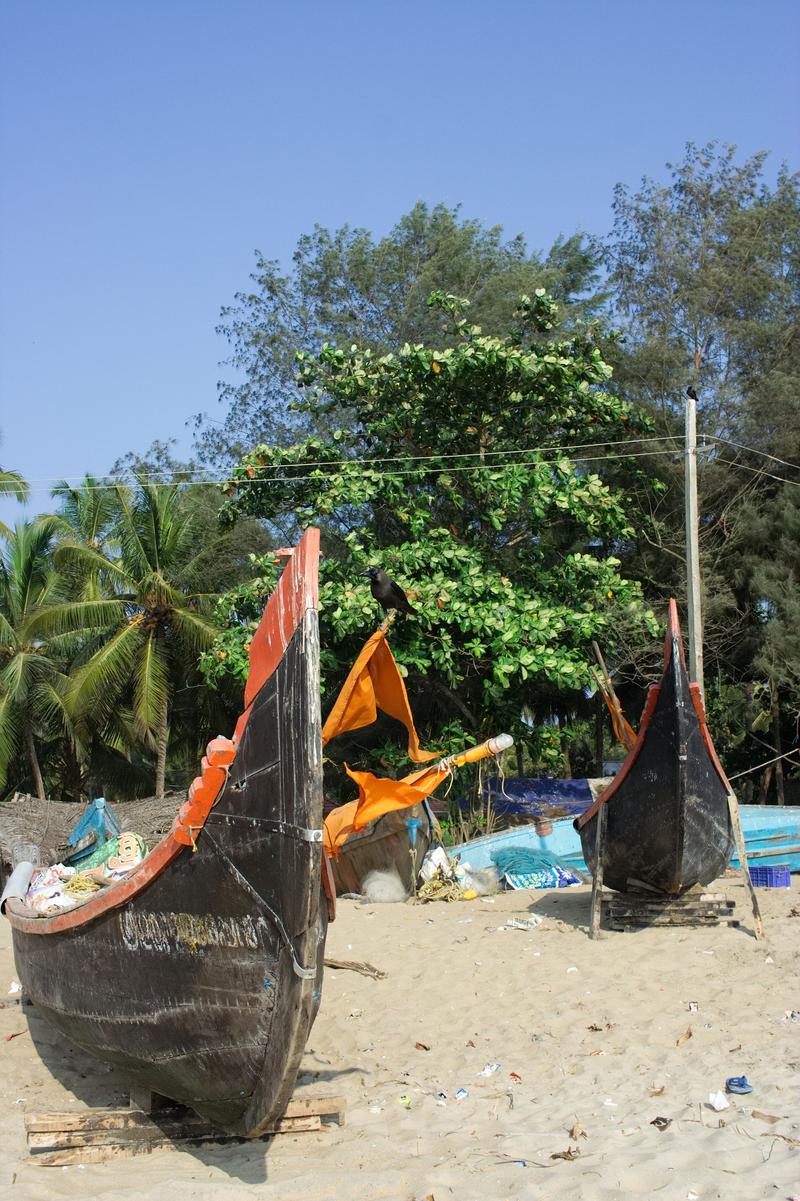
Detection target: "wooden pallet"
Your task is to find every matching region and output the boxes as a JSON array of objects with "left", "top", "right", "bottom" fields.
[
  {"left": 25, "top": 1094, "right": 346, "bottom": 1165},
  {"left": 604, "top": 887, "right": 738, "bottom": 931}
]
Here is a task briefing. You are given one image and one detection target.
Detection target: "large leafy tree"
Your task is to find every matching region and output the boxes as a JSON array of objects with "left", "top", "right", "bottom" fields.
[
  {"left": 195, "top": 202, "right": 606, "bottom": 467},
  {"left": 205, "top": 290, "right": 656, "bottom": 779},
  {"left": 602, "top": 143, "right": 800, "bottom": 791}
]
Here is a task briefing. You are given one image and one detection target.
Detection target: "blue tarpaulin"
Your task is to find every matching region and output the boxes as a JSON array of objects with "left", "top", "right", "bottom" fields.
[
  {"left": 63, "top": 799, "right": 121, "bottom": 864},
  {"left": 480, "top": 777, "right": 600, "bottom": 821}
]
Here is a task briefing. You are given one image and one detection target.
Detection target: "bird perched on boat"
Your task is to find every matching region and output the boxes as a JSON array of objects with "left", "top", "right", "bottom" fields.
[
  {"left": 686, "top": 385, "right": 698, "bottom": 400},
  {"left": 361, "top": 567, "right": 417, "bottom": 617}
]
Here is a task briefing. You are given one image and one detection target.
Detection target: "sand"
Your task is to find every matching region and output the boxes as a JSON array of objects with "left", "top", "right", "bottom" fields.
[{"left": 1, "top": 873, "right": 799, "bottom": 1200}]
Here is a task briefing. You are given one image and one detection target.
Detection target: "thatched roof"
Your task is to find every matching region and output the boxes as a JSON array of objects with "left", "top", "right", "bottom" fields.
[{"left": 0, "top": 791, "right": 182, "bottom": 881}]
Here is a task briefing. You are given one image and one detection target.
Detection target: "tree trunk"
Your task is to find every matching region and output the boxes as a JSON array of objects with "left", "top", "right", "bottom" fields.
[
  {"left": 771, "top": 684, "right": 785, "bottom": 807},
  {"left": 60, "top": 740, "right": 83, "bottom": 804},
  {"left": 561, "top": 720, "right": 572, "bottom": 779},
  {"left": 594, "top": 691, "right": 605, "bottom": 777},
  {"left": 25, "top": 724, "right": 46, "bottom": 800},
  {"left": 759, "top": 764, "right": 773, "bottom": 805},
  {"left": 155, "top": 692, "right": 169, "bottom": 799}
]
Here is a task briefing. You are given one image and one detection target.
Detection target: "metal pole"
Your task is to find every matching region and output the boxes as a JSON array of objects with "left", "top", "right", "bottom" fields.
[{"left": 684, "top": 392, "right": 704, "bottom": 698}]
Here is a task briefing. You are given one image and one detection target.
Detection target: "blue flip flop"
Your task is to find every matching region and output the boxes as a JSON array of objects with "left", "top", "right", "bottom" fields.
[{"left": 725, "top": 1076, "right": 753, "bottom": 1094}]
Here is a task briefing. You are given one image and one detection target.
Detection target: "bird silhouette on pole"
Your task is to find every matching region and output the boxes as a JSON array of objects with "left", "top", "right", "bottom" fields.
[
  {"left": 361, "top": 567, "right": 417, "bottom": 618},
  {"left": 686, "top": 385, "right": 698, "bottom": 400}
]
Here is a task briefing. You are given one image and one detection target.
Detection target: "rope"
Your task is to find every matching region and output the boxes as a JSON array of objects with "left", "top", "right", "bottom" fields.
[
  {"left": 63, "top": 873, "right": 102, "bottom": 898},
  {"left": 728, "top": 747, "right": 800, "bottom": 780},
  {"left": 417, "top": 877, "right": 465, "bottom": 903}
]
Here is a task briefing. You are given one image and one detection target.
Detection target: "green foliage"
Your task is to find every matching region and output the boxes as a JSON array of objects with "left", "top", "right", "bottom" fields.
[
  {"left": 208, "top": 290, "right": 657, "bottom": 779},
  {"left": 196, "top": 203, "right": 606, "bottom": 467},
  {"left": 0, "top": 464, "right": 29, "bottom": 540},
  {"left": 0, "top": 519, "right": 70, "bottom": 796}
]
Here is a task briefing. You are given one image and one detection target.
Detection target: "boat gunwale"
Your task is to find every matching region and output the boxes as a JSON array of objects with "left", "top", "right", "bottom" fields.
[{"left": 4, "top": 529, "right": 321, "bottom": 939}]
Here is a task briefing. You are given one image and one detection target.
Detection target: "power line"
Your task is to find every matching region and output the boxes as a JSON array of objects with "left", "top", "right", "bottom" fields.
[
  {"left": 710, "top": 455, "right": 800, "bottom": 491},
  {"left": 18, "top": 435, "right": 681, "bottom": 487},
  {"left": 17, "top": 444, "right": 690, "bottom": 496},
  {"left": 709, "top": 435, "right": 800, "bottom": 477}
]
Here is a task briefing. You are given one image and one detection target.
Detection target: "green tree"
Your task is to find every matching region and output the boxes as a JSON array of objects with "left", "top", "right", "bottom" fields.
[
  {"left": 196, "top": 203, "right": 606, "bottom": 467},
  {"left": 206, "top": 290, "right": 656, "bottom": 778},
  {"left": 31, "top": 478, "right": 220, "bottom": 798},
  {"left": 602, "top": 142, "right": 800, "bottom": 787},
  {"left": 0, "top": 465, "right": 29, "bottom": 539},
  {"left": 0, "top": 519, "right": 72, "bottom": 798}
]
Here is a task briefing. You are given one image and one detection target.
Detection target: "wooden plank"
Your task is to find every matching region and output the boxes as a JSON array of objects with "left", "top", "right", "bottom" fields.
[
  {"left": 26, "top": 1095, "right": 345, "bottom": 1136},
  {"left": 29, "top": 1115, "right": 321, "bottom": 1151},
  {"left": 607, "top": 899, "right": 732, "bottom": 910},
  {"left": 31, "top": 1117, "right": 325, "bottom": 1166},
  {"left": 610, "top": 919, "right": 740, "bottom": 931},
  {"left": 727, "top": 791, "right": 765, "bottom": 941},
  {"left": 283, "top": 1096, "right": 345, "bottom": 1120},
  {"left": 589, "top": 803, "right": 607, "bottom": 940}
]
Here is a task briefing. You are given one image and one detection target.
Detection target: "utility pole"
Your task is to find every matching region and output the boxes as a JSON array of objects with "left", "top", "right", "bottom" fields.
[{"left": 685, "top": 389, "right": 704, "bottom": 698}]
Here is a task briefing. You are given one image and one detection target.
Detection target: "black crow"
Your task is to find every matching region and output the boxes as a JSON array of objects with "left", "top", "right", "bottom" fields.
[
  {"left": 686, "top": 385, "right": 698, "bottom": 400},
  {"left": 361, "top": 567, "right": 417, "bottom": 617}
]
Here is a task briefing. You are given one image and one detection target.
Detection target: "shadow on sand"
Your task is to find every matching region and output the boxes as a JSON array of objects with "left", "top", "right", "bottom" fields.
[
  {"left": 524, "top": 883, "right": 594, "bottom": 932},
  {"left": 23, "top": 1003, "right": 356, "bottom": 1185}
]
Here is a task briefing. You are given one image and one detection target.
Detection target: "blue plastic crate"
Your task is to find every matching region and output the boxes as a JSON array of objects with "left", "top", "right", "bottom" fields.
[{"left": 749, "top": 864, "right": 791, "bottom": 888}]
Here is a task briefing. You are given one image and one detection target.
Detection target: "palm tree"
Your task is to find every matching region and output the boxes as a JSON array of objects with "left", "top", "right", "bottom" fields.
[
  {"left": 0, "top": 467, "right": 29, "bottom": 539},
  {"left": 0, "top": 519, "right": 72, "bottom": 798},
  {"left": 32, "top": 477, "right": 220, "bottom": 797}
]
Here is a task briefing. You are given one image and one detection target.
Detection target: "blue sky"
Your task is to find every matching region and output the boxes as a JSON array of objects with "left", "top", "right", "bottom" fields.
[{"left": 1, "top": 0, "right": 798, "bottom": 524}]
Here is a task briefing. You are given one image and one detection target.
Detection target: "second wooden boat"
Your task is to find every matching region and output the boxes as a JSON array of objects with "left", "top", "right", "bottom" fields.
[
  {"left": 325, "top": 801, "right": 434, "bottom": 895},
  {"left": 574, "top": 600, "right": 735, "bottom": 896}
]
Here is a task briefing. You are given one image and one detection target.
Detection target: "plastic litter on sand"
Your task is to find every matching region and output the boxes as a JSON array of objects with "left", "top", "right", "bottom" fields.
[
  {"left": 725, "top": 1075, "right": 753, "bottom": 1095},
  {"left": 708, "top": 1091, "right": 730, "bottom": 1111},
  {"left": 480, "top": 1063, "right": 501, "bottom": 1076}
]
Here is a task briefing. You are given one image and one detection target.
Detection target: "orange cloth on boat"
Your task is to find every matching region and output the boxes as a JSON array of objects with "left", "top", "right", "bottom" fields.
[
  {"left": 321, "top": 629, "right": 438, "bottom": 763},
  {"left": 324, "top": 763, "right": 446, "bottom": 855},
  {"left": 599, "top": 687, "right": 636, "bottom": 750}
]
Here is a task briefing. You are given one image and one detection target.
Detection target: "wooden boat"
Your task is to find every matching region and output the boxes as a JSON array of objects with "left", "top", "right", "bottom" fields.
[
  {"left": 1, "top": 528, "right": 333, "bottom": 1136},
  {"left": 323, "top": 736, "right": 515, "bottom": 894},
  {"left": 326, "top": 801, "right": 435, "bottom": 895},
  {"left": 574, "top": 600, "right": 735, "bottom": 896}
]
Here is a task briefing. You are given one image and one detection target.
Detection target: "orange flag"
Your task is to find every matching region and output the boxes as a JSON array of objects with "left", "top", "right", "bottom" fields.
[{"left": 321, "top": 629, "right": 438, "bottom": 763}]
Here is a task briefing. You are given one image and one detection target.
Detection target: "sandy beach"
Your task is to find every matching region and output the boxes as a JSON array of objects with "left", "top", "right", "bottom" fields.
[{"left": 1, "top": 873, "right": 798, "bottom": 1201}]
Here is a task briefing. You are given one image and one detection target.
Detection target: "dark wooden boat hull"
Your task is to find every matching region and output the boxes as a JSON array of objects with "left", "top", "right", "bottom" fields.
[
  {"left": 6, "top": 532, "right": 328, "bottom": 1136},
  {"left": 576, "top": 602, "right": 734, "bottom": 896},
  {"left": 332, "top": 803, "right": 433, "bottom": 896}
]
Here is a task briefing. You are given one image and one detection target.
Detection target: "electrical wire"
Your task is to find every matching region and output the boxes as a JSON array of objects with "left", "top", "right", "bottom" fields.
[
  {"left": 709, "top": 435, "right": 800, "bottom": 476},
  {"left": 17, "top": 435, "right": 681, "bottom": 487},
  {"left": 16, "top": 444, "right": 690, "bottom": 497},
  {"left": 708, "top": 456, "right": 800, "bottom": 491}
]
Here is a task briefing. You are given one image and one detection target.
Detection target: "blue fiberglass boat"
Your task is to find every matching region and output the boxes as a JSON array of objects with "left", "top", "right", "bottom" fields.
[{"left": 451, "top": 802, "right": 800, "bottom": 878}]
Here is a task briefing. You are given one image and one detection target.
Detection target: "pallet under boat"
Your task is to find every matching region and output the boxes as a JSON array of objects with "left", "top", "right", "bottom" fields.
[{"left": 2, "top": 528, "right": 333, "bottom": 1136}]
